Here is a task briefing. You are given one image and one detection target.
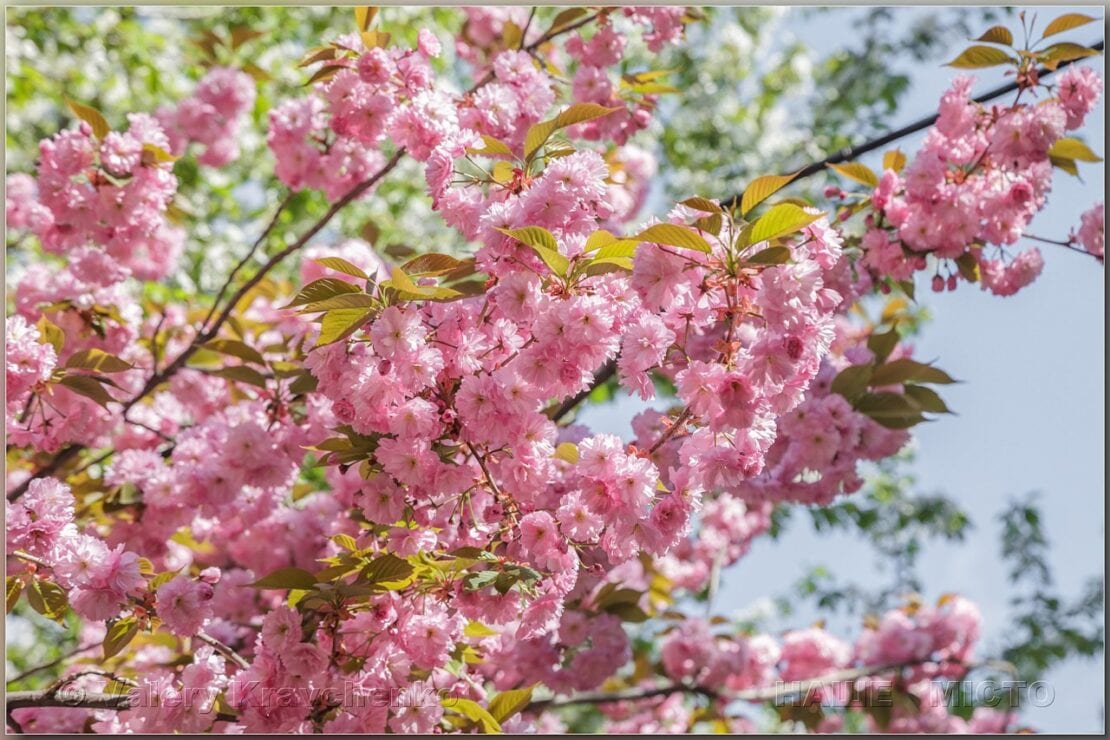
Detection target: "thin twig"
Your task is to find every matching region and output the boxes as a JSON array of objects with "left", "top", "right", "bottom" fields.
[
  {"left": 6, "top": 643, "right": 99, "bottom": 686},
  {"left": 194, "top": 632, "right": 250, "bottom": 671},
  {"left": 201, "top": 192, "right": 295, "bottom": 334}
]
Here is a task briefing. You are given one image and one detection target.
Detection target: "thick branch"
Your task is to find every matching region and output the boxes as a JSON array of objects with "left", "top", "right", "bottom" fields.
[
  {"left": 548, "top": 359, "right": 617, "bottom": 422},
  {"left": 5, "top": 689, "right": 238, "bottom": 727}
]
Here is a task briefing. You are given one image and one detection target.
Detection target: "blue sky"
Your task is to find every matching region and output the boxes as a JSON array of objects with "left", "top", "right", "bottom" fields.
[{"left": 583, "top": 6, "right": 1104, "bottom": 732}]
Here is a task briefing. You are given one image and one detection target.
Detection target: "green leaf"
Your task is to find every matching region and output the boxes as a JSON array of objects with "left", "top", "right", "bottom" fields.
[
  {"left": 830, "top": 364, "right": 874, "bottom": 402},
  {"left": 584, "top": 229, "right": 618, "bottom": 252},
  {"left": 316, "top": 308, "right": 375, "bottom": 347},
  {"left": 523, "top": 103, "right": 620, "bottom": 160},
  {"left": 745, "top": 246, "right": 792, "bottom": 265},
  {"left": 955, "top": 252, "right": 980, "bottom": 283},
  {"left": 283, "top": 278, "right": 361, "bottom": 309},
  {"left": 362, "top": 554, "right": 415, "bottom": 587},
  {"left": 464, "top": 621, "right": 499, "bottom": 638},
  {"left": 331, "top": 534, "right": 359, "bottom": 552},
  {"left": 497, "top": 227, "right": 569, "bottom": 276},
  {"left": 103, "top": 616, "right": 140, "bottom": 659},
  {"left": 903, "top": 385, "right": 952, "bottom": 414},
  {"left": 1040, "top": 42, "right": 1101, "bottom": 69},
  {"left": 442, "top": 697, "right": 502, "bottom": 734},
  {"left": 65, "top": 348, "right": 133, "bottom": 373},
  {"left": 313, "top": 257, "right": 369, "bottom": 280},
  {"left": 65, "top": 97, "right": 110, "bottom": 139},
  {"left": 298, "top": 293, "right": 377, "bottom": 313},
  {"left": 974, "top": 26, "right": 1014, "bottom": 46},
  {"left": 553, "top": 442, "right": 579, "bottom": 464},
  {"left": 740, "top": 172, "right": 799, "bottom": 216},
  {"left": 202, "top": 339, "right": 265, "bottom": 366},
  {"left": 142, "top": 143, "right": 179, "bottom": 164},
  {"left": 870, "top": 359, "right": 957, "bottom": 387},
  {"left": 946, "top": 45, "right": 1016, "bottom": 68},
  {"left": 7, "top": 577, "right": 22, "bottom": 614},
  {"left": 854, "top": 392, "right": 927, "bottom": 429},
  {"left": 867, "top": 326, "right": 900, "bottom": 364},
  {"left": 36, "top": 316, "right": 65, "bottom": 355},
  {"left": 1049, "top": 155, "right": 1080, "bottom": 177},
  {"left": 58, "top": 374, "right": 117, "bottom": 408},
  {"left": 1042, "top": 13, "right": 1096, "bottom": 39},
  {"left": 882, "top": 149, "right": 907, "bottom": 173},
  {"left": 26, "top": 579, "right": 68, "bottom": 622},
  {"left": 828, "top": 162, "right": 879, "bottom": 188},
  {"left": 496, "top": 226, "right": 558, "bottom": 252},
  {"left": 635, "top": 223, "right": 713, "bottom": 253},
  {"left": 593, "top": 241, "right": 638, "bottom": 260},
  {"left": 606, "top": 602, "right": 650, "bottom": 622},
  {"left": 489, "top": 686, "right": 534, "bottom": 723},
  {"left": 212, "top": 365, "right": 269, "bottom": 389},
  {"left": 354, "top": 6, "right": 378, "bottom": 31},
  {"left": 249, "top": 567, "right": 319, "bottom": 590},
  {"left": 749, "top": 203, "right": 822, "bottom": 245},
  {"left": 469, "top": 135, "right": 514, "bottom": 158},
  {"left": 1047, "top": 137, "right": 1102, "bottom": 163}
]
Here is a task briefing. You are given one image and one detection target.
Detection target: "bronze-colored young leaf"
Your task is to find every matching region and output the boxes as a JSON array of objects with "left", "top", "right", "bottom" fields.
[
  {"left": 249, "top": 567, "right": 319, "bottom": 590},
  {"left": 202, "top": 339, "right": 265, "bottom": 366},
  {"left": 1042, "top": 13, "right": 1096, "bottom": 39},
  {"left": 65, "top": 97, "right": 110, "bottom": 139},
  {"left": 828, "top": 161, "right": 879, "bottom": 188},
  {"left": 283, "top": 278, "right": 361, "bottom": 309},
  {"left": 58, "top": 374, "right": 117, "bottom": 408},
  {"left": 974, "top": 26, "right": 1014, "bottom": 46},
  {"left": 745, "top": 246, "right": 792, "bottom": 265},
  {"left": 354, "top": 6, "right": 378, "bottom": 31},
  {"left": 945, "top": 45, "right": 1016, "bottom": 69},
  {"left": 883, "top": 149, "right": 907, "bottom": 173},
  {"left": 314, "top": 257, "right": 369, "bottom": 280},
  {"left": 65, "top": 348, "right": 133, "bottom": 373},
  {"left": 213, "top": 365, "right": 269, "bottom": 389}
]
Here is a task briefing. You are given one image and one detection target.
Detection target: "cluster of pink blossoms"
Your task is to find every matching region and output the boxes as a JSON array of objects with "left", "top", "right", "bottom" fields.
[
  {"left": 158, "top": 66, "right": 257, "bottom": 167},
  {"left": 1073, "top": 201, "right": 1104, "bottom": 260},
  {"left": 859, "top": 64, "right": 1103, "bottom": 296}
]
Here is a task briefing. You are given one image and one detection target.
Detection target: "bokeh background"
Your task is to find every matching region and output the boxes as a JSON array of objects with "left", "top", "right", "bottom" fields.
[{"left": 6, "top": 5, "right": 1105, "bottom": 732}]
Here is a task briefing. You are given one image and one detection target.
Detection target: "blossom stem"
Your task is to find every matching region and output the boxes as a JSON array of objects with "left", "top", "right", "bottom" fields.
[
  {"left": 200, "top": 191, "right": 295, "bottom": 334},
  {"left": 1025, "top": 233, "right": 1100, "bottom": 258}
]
